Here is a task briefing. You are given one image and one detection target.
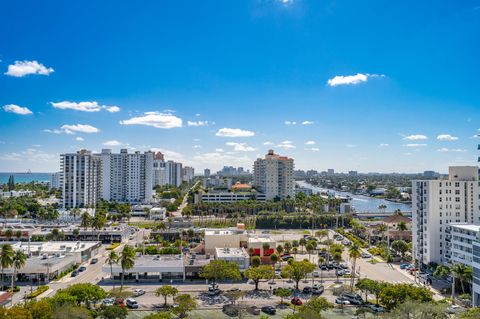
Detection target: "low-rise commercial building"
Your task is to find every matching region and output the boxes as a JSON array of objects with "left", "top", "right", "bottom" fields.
[
  {"left": 215, "top": 248, "right": 249, "bottom": 271},
  {"left": 200, "top": 192, "right": 266, "bottom": 203},
  {"left": 103, "top": 255, "right": 185, "bottom": 281},
  {"left": 63, "top": 226, "right": 131, "bottom": 243}
]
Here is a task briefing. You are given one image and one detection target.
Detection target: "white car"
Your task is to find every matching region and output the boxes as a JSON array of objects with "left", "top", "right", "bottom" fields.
[
  {"left": 133, "top": 289, "right": 145, "bottom": 297},
  {"left": 361, "top": 252, "right": 371, "bottom": 258},
  {"left": 102, "top": 298, "right": 115, "bottom": 306}
]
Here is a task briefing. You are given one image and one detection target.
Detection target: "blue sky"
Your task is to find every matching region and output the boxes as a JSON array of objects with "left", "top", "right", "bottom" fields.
[{"left": 1, "top": 0, "right": 480, "bottom": 173}]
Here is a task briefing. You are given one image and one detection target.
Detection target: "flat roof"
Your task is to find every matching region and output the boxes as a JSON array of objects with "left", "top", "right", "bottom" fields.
[
  {"left": 248, "top": 236, "right": 275, "bottom": 244},
  {"left": 104, "top": 255, "right": 185, "bottom": 273},
  {"left": 215, "top": 248, "right": 249, "bottom": 258},
  {"left": 450, "top": 223, "right": 480, "bottom": 232},
  {"left": 11, "top": 241, "right": 99, "bottom": 253}
]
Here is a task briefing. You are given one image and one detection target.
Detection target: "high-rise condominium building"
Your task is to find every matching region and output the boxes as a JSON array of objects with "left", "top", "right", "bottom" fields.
[
  {"left": 412, "top": 166, "right": 480, "bottom": 266},
  {"left": 182, "top": 166, "right": 195, "bottom": 182},
  {"left": 165, "top": 160, "right": 183, "bottom": 187},
  {"left": 204, "top": 168, "right": 211, "bottom": 177},
  {"left": 61, "top": 150, "right": 101, "bottom": 209},
  {"left": 62, "top": 149, "right": 155, "bottom": 208},
  {"left": 99, "top": 149, "right": 154, "bottom": 203},
  {"left": 253, "top": 149, "right": 294, "bottom": 200},
  {"left": 153, "top": 155, "right": 167, "bottom": 187}
]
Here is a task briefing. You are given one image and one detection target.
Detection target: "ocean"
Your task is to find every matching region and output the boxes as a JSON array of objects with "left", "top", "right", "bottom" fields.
[{"left": 0, "top": 172, "right": 53, "bottom": 184}]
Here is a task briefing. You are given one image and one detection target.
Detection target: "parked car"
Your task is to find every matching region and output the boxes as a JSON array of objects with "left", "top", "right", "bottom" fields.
[
  {"left": 335, "top": 297, "right": 350, "bottom": 305},
  {"left": 125, "top": 298, "right": 139, "bottom": 309},
  {"left": 78, "top": 266, "right": 86, "bottom": 272},
  {"left": 208, "top": 287, "right": 221, "bottom": 296},
  {"left": 343, "top": 269, "right": 351, "bottom": 276},
  {"left": 291, "top": 297, "right": 303, "bottom": 306},
  {"left": 342, "top": 240, "right": 351, "bottom": 246},
  {"left": 282, "top": 255, "right": 294, "bottom": 262},
  {"left": 342, "top": 293, "right": 364, "bottom": 305},
  {"left": 339, "top": 263, "right": 348, "bottom": 269},
  {"left": 90, "top": 258, "right": 98, "bottom": 264},
  {"left": 361, "top": 252, "right": 371, "bottom": 258},
  {"left": 369, "top": 304, "right": 384, "bottom": 313},
  {"left": 71, "top": 270, "right": 79, "bottom": 277},
  {"left": 336, "top": 269, "right": 345, "bottom": 276},
  {"left": 312, "top": 271, "right": 320, "bottom": 278},
  {"left": 102, "top": 298, "right": 115, "bottom": 306},
  {"left": 133, "top": 289, "right": 145, "bottom": 297},
  {"left": 399, "top": 263, "right": 411, "bottom": 269},
  {"left": 261, "top": 306, "right": 276, "bottom": 315},
  {"left": 447, "top": 305, "right": 463, "bottom": 314},
  {"left": 114, "top": 298, "right": 125, "bottom": 307},
  {"left": 312, "top": 284, "right": 324, "bottom": 295},
  {"left": 302, "top": 287, "right": 312, "bottom": 294}
]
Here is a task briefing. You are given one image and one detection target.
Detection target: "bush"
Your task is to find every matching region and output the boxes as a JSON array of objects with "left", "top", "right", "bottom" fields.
[
  {"left": 26, "top": 285, "right": 49, "bottom": 299},
  {"left": 106, "top": 243, "right": 120, "bottom": 250},
  {"left": 337, "top": 229, "right": 368, "bottom": 248}
]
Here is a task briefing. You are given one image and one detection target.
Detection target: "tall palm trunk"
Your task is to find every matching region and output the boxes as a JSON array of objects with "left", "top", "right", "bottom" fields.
[
  {"left": 121, "top": 272, "right": 124, "bottom": 291},
  {"left": 10, "top": 269, "right": 15, "bottom": 305},
  {"left": 110, "top": 263, "right": 115, "bottom": 290}
]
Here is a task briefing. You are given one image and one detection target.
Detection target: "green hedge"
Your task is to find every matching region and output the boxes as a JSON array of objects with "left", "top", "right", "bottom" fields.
[
  {"left": 337, "top": 229, "right": 368, "bottom": 248},
  {"left": 106, "top": 243, "right": 120, "bottom": 250},
  {"left": 26, "top": 285, "right": 49, "bottom": 299}
]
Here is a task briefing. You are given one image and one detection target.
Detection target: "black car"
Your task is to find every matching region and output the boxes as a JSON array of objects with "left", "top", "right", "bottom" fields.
[
  {"left": 342, "top": 293, "right": 364, "bottom": 305},
  {"left": 78, "top": 266, "right": 86, "bottom": 272},
  {"left": 319, "top": 264, "right": 328, "bottom": 270},
  {"left": 71, "top": 270, "right": 79, "bottom": 277},
  {"left": 90, "top": 258, "right": 98, "bottom": 264},
  {"left": 302, "top": 287, "right": 312, "bottom": 294},
  {"left": 261, "top": 306, "right": 276, "bottom": 315}
]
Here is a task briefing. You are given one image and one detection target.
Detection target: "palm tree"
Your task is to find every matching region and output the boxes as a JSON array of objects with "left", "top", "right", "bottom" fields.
[
  {"left": 306, "top": 243, "right": 314, "bottom": 262},
  {"left": 106, "top": 250, "right": 119, "bottom": 290},
  {"left": 262, "top": 243, "right": 270, "bottom": 257},
  {"left": 10, "top": 250, "right": 26, "bottom": 304},
  {"left": 120, "top": 245, "right": 135, "bottom": 291},
  {"left": 299, "top": 238, "right": 306, "bottom": 253},
  {"left": 377, "top": 224, "right": 388, "bottom": 243},
  {"left": 276, "top": 245, "right": 284, "bottom": 256},
  {"left": 348, "top": 243, "right": 361, "bottom": 290},
  {"left": 397, "top": 222, "right": 407, "bottom": 231},
  {"left": 0, "top": 244, "right": 14, "bottom": 291},
  {"left": 451, "top": 264, "right": 472, "bottom": 295},
  {"left": 270, "top": 253, "right": 279, "bottom": 283},
  {"left": 81, "top": 212, "right": 91, "bottom": 230},
  {"left": 284, "top": 242, "right": 292, "bottom": 254},
  {"left": 91, "top": 214, "right": 106, "bottom": 241}
]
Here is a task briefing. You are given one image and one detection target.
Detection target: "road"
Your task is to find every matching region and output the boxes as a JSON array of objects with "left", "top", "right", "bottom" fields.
[{"left": 171, "top": 181, "right": 199, "bottom": 218}]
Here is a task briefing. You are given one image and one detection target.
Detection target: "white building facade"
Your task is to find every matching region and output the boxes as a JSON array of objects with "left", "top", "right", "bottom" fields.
[
  {"left": 253, "top": 150, "right": 294, "bottom": 200},
  {"left": 412, "top": 166, "right": 480, "bottom": 266}
]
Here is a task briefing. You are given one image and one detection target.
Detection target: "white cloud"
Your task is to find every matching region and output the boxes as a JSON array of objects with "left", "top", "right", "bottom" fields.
[
  {"left": 285, "top": 121, "right": 297, "bottom": 126},
  {"left": 75, "top": 137, "right": 84, "bottom": 142},
  {"left": 327, "top": 73, "right": 384, "bottom": 87},
  {"left": 437, "top": 134, "right": 458, "bottom": 141},
  {"left": 305, "top": 141, "right": 316, "bottom": 145},
  {"left": 403, "top": 134, "right": 428, "bottom": 141},
  {"left": 51, "top": 101, "right": 121, "bottom": 113},
  {"left": 404, "top": 143, "right": 427, "bottom": 147},
  {"left": 302, "top": 121, "right": 314, "bottom": 125},
  {"left": 277, "top": 141, "right": 296, "bottom": 149},
  {"left": 379, "top": 143, "right": 389, "bottom": 147},
  {"left": 215, "top": 148, "right": 225, "bottom": 152},
  {"left": 226, "top": 142, "right": 255, "bottom": 152},
  {"left": 5, "top": 60, "right": 54, "bottom": 77},
  {"left": 305, "top": 147, "right": 320, "bottom": 152},
  {"left": 187, "top": 120, "right": 209, "bottom": 127},
  {"left": 193, "top": 152, "right": 252, "bottom": 167},
  {"left": 346, "top": 144, "right": 356, "bottom": 148},
  {"left": 2, "top": 104, "right": 33, "bottom": 115},
  {"left": 61, "top": 124, "right": 99, "bottom": 134},
  {"left": 0, "top": 148, "right": 56, "bottom": 163},
  {"left": 437, "top": 148, "right": 467, "bottom": 153},
  {"left": 103, "top": 140, "right": 122, "bottom": 146},
  {"left": 43, "top": 129, "right": 63, "bottom": 134},
  {"left": 193, "top": 145, "right": 202, "bottom": 149},
  {"left": 106, "top": 106, "right": 120, "bottom": 113},
  {"left": 120, "top": 112, "right": 182, "bottom": 129},
  {"left": 215, "top": 128, "right": 255, "bottom": 137},
  {"left": 263, "top": 141, "right": 273, "bottom": 145}
]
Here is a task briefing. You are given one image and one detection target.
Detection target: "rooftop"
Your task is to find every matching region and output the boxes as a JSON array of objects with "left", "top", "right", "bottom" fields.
[
  {"left": 11, "top": 241, "right": 100, "bottom": 253},
  {"left": 215, "top": 247, "right": 249, "bottom": 258},
  {"left": 449, "top": 223, "right": 480, "bottom": 233}
]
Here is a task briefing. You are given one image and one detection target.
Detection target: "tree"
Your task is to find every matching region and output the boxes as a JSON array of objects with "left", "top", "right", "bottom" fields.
[
  {"left": 299, "top": 238, "right": 306, "bottom": 253},
  {"left": 306, "top": 243, "right": 315, "bottom": 262},
  {"left": 200, "top": 260, "right": 241, "bottom": 285},
  {"left": 172, "top": 294, "right": 197, "bottom": 318},
  {"left": 53, "top": 305, "right": 92, "bottom": 319},
  {"left": 379, "top": 283, "right": 433, "bottom": 310},
  {"left": 391, "top": 240, "right": 408, "bottom": 260},
  {"left": 452, "top": 264, "right": 472, "bottom": 295},
  {"left": 106, "top": 250, "right": 119, "bottom": 290},
  {"left": 61, "top": 283, "right": 107, "bottom": 307},
  {"left": 348, "top": 243, "right": 361, "bottom": 290},
  {"left": 377, "top": 224, "right": 388, "bottom": 243},
  {"left": 389, "top": 300, "right": 449, "bottom": 319},
  {"left": 99, "top": 305, "right": 128, "bottom": 319},
  {"left": 0, "top": 243, "right": 14, "bottom": 290},
  {"left": 91, "top": 214, "right": 106, "bottom": 241},
  {"left": 143, "top": 313, "right": 172, "bottom": 319},
  {"left": 80, "top": 212, "right": 91, "bottom": 230},
  {"left": 274, "top": 287, "right": 291, "bottom": 304},
  {"left": 284, "top": 242, "right": 292, "bottom": 254},
  {"left": 244, "top": 265, "right": 274, "bottom": 290},
  {"left": 119, "top": 245, "right": 135, "bottom": 291},
  {"left": 11, "top": 250, "right": 26, "bottom": 304},
  {"left": 281, "top": 260, "right": 316, "bottom": 289},
  {"left": 433, "top": 265, "right": 450, "bottom": 280},
  {"left": 5, "top": 229, "right": 13, "bottom": 240},
  {"left": 155, "top": 285, "right": 178, "bottom": 307},
  {"left": 396, "top": 221, "right": 407, "bottom": 231},
  {"left": 276, "top": 245, "right": 284, "bottom": 256},
  {"left": 297, "top": 296, "right": 333, "bottom": 319},
  {"left": 251, "top": 256, "right": 261, "bottom": 267},
  {"left": 27, "top": 299, "right": 53, "bottom": 319},
  {"left": 460, "top": 308, "right": 480, "bottom": 319},
  {"left": 356, "top": 278, "right": 387, "bottom": 305}
]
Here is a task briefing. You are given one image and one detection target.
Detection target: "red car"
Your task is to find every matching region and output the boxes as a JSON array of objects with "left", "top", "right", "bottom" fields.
[
  {"left": 291, "top": 297, "right": 303, "bottom": 306},
  {"left": 114, "top": 298, "right": 125, "bottom": 307}
]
